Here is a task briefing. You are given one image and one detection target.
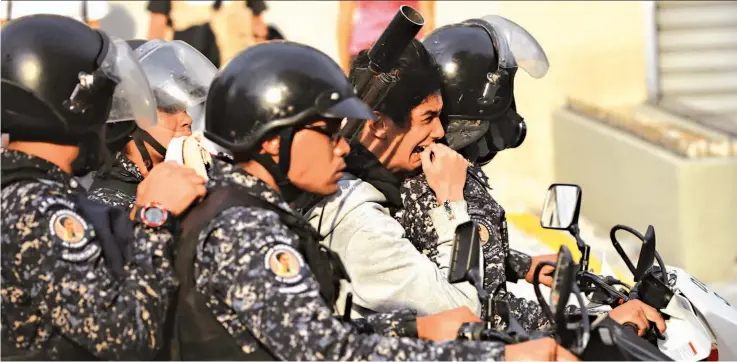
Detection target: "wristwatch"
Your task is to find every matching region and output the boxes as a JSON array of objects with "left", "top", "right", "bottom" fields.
[
  {"left": 442, "top": 200, "right": 456, "bottom": 220},
  {"left": 130, "top": 202, "right": 177, "bottom": 231}
]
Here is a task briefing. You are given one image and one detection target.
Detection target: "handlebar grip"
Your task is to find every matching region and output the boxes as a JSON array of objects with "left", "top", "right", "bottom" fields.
[{"left": 622, "top": 322, "right": 639, "bottom": 335}]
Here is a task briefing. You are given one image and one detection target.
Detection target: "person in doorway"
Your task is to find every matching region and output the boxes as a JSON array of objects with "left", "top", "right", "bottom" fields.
[
  {"left": 337, "top": 0, "right": 435, "bottom": 74},
  {"left": 1, "top": 0, "right": 109, "bottom": 27},
  {"left": 146, "top": 0, "right": 268, "bottom": 68}
]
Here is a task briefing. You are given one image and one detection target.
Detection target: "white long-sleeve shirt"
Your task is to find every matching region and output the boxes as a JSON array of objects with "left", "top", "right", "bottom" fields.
[{"left": 306, "top": 172, "right": 481, "bottom": 318}]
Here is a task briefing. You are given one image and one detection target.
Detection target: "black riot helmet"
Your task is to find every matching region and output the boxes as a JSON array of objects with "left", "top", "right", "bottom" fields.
[
  {"left": 1, "top": 15, "right": 158, "bottom": 174},
  {"left": 204, "top": 41, "right": 375, "bottom": 201},
  {"left": 423, "top": 15, "right": 549, "bottom": 164}
]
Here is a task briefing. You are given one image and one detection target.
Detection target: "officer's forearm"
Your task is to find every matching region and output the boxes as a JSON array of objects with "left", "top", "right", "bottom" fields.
[
  {"left": 364, "top": 309, "right": 418, "bottom": 337},
  {"left": 506, "top": 249, "right": 532, "bottom": 282}
]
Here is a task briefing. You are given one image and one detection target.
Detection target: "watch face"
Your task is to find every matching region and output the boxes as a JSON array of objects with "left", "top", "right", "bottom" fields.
[{"left": 143, "top": 206, "right": 165, "bottom": 226}]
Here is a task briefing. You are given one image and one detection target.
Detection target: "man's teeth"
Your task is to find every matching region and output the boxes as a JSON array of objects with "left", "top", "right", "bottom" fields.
[{"left": 414, "top": 146, "right": 425, "bottom": 154}]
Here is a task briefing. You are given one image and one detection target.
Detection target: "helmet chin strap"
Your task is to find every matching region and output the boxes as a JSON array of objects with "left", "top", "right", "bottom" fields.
[
  {"left": 132, "top": 128, "right": 168, "bottom": 171},
  {"left": 252, "top": 128, "right": 303, "bottom": 203}
]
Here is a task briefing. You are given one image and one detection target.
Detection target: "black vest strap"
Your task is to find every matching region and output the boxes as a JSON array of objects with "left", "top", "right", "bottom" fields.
[
  {"left": 171, "top": 187, "right": 277, "bottom": 361},
  {"left": 89, "top": 173, "right": 139, "bottom": 198},
  {"left": 171, "top": 185, "right": 350, "bottom": 360}
]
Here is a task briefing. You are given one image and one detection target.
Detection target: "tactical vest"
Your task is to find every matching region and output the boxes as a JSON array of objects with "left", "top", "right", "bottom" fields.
[{"left": 169, "top": 185, "right": 350, "bottom": 360}]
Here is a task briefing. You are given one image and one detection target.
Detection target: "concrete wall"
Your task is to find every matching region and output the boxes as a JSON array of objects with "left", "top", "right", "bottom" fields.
[
  {"left": 100, "top": 0, "right": 650, "bottom": 208},
  {"left": 553, "top": 107, "right": 737, "bottom": 283},
  {"left": 481, "top": 1, "right": 650, "bottom": 210}
]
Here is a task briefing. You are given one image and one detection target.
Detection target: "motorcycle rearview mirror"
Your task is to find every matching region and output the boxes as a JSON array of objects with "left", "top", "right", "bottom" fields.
[
  {"left": 540, "top": 184, "right": 582, "bottom": 232},
  {"left": 449, "top": 221, "right": 490, "bottom": 320},
  {"left": 634, "top": 225, "right": 656, "bottom": 282},
  {"left": 540, "top": 184, "right": 590, "bottom": 271},
  {"left": 537, "top": 245, "right": 576, "bottom": 329},
  {"left": 448, "top": 221, "right": 482, "bottom": 286},
  {"left": 537, "top": 245, "right": 592, "bottom": 355},
  {"left": 552, "top": 247, "right": 576, "bottom": 322}
]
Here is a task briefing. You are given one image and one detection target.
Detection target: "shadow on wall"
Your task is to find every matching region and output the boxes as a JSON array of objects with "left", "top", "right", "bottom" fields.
[{"left": 100, "top": 3, "right": 136, "bottom": 39}]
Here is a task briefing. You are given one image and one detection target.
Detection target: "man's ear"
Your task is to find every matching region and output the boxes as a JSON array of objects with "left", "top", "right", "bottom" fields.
[
  {"left": 260, "top": 135, "right": 280, "bottom": 156},
  {"left": 366, "top": 112, "right": 389, "bottom": 140}
]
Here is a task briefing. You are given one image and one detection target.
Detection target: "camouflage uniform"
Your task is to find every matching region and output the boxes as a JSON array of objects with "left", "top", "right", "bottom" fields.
[
  {"left": 189, "top": 160, "right": 506, "bottom": 360},
  {"left": 0, "top": 150, "right": 178, "bottom": 360},
  {"left": 87, "top": 152, "right": 143, "bottom": 211},
  {"left": 395, "top": 163, "right": 551, "bottom": 332}
]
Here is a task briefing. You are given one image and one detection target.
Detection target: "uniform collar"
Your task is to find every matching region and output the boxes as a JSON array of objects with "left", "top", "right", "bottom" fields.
[
  {"left": 115, "top": 152, "right": 144, "bottom": 182},
  {"left": 1, "top": 149, "right": 75, "bottom": 185},
  {"left": 207, "top": 159, "right": 293, "bottom": 215}
]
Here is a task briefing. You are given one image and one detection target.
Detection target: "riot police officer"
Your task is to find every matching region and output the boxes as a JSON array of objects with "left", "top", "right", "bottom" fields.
[
  {"left": 1, "top": 15, "right": 206, "bottom": 360},
  {"left": 396, "top": 15, "right": 667, "bottom": 336},
  {"left": 171, "top": 40, "right": 574, "bottom": 361},
  {"left": 89, "top": 39, "right": 217, "bottom": 211}
]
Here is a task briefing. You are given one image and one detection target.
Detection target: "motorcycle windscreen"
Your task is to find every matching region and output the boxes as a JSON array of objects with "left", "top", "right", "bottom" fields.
[
  {"left": 479, "top": 15, "right": 550, "bottom": 79},
  {"left": 136, "top": 40, "right": 218, "bottom": 133},
  {"left": 105, "top": 36, "right": 159, "bottom": 129},
  {"left": 658, "top": 293, "right": 712, "bottom": 361}
]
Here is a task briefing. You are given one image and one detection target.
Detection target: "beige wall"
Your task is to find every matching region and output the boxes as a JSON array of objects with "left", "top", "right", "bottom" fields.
[
  {"left": 481, "top": 1, "right": 650, "bottom": 209},
  {"left": 103, "top": 0, "right": 650, "bottom": 208}
]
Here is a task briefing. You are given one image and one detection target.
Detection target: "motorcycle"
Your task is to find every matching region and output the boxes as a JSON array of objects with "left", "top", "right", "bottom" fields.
[
  {"left": 448, "top": 221, "right": 670, "bottom": 360},
  {"left": 538, "top": 183, "right": 737, "bottom": 361}
]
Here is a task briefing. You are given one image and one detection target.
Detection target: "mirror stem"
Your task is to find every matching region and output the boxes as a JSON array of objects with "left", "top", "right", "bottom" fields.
[
  {"left": 467, "top": 268, "right": 491, "bottom": 323},
  {"left": 569, "top": 224, "right": 589, "bottom": 272}
]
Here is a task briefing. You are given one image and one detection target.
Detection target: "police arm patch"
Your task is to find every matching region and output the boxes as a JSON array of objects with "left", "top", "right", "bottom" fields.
[
  {"left": 264, "top": 244, "right": 309, "bottom": 294},
  {"left": 48, "top": 209, "right": 99, "bottom": 262},
  {"left": 478, "top": 223, "right": 491, "bottom": 246}
]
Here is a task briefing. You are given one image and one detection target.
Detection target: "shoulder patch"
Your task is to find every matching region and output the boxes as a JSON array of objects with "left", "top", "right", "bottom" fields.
[
  {"left": 478, "top": 223, "right": 491, "bottom": 245},
  {"left": 264, "top": 244, "right": 305, "bottom": 284},
  {"left": 49, "top": 209, "right": 99, "bottom": 262}
]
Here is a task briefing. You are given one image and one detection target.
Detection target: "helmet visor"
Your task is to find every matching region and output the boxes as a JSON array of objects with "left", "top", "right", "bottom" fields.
[
  {"left": 137, "top": 40, "right": 217, "bottom": 132},
  {"left": 479, "top": 15, "right": 549, "bottom": 78},
  {"left": 104, "top": 36, "right": 158, "bottom": 129}
]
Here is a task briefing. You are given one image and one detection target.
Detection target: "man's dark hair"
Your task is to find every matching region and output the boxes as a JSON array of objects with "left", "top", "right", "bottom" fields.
[
  {"left": 276, "top": 252, "right": 288, "bottom": 262},
  {"left": 349, "top": 38, "right": 443, "bottom": 130}
]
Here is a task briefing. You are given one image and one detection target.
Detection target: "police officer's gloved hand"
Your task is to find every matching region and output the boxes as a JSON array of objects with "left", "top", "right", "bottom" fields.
[
  {"left": 136, "top": 162, "right": 207, "bottom": 216},
  {"left": 416, "top": 306, "right": 481, "bottom": 342}
]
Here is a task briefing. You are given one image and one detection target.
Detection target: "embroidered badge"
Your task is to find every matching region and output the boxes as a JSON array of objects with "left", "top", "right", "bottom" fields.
[
  {"left": 478, "top": 223, "right": 491, "bottom": 246},
  {"left": 264, "top": 244, "right": 305, "bottom": 284},
  {"left": 49, "top": 209, "right": 99, "bottom": 262},
  {"left": 49, "top": 210, "right": 89, "bottom": 248}
]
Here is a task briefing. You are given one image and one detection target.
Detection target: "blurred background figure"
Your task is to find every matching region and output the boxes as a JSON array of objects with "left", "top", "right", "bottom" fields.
[
  {"left": 337, "top": 0, "right": 435, "bottom": 73},
  {"left": 1, "top": 0, "right": 109, "bottom": 28},
  {"left": 146, "top": 0, "right": 268, "bottom": 68}
]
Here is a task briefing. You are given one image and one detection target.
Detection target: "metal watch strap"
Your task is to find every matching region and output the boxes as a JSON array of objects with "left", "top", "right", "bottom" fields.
[{"left": 442, "top": 200, "right": 456, "bottom": 220}]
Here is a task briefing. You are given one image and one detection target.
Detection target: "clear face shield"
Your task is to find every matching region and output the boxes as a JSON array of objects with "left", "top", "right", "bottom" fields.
[
  {"left": 460, "top": 15, "right": 549, "bottom": 118},
  {"left": 479, "top": 15, "right": 549, "bottom": 79},
  {"left": 136, "top": 40, "right": 217, "bottom": 134},
  {"left": 96, "top": 36, "right": 159, "bottom": 129}
]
